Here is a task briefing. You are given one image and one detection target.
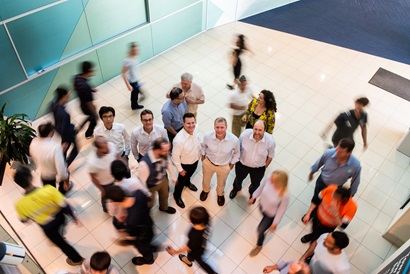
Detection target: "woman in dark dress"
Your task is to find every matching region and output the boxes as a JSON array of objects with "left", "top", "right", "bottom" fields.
[{"left": 227, "top": 34, "right": 252, "bottom": 90}]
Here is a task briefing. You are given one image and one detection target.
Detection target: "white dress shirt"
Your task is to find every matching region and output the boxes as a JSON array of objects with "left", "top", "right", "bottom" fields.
[
  {"left": 88, "top": 142, "right": 117, "bottom": 185},
  {"left": 228, "top": 85, "right": 254, "bottom": 115},
  {"left": 172, "top": 128, "right": 201, "bottom": 172},
  {"left": 201, "top": 131, "right": 240, "bottom": 165},
  {"left": 239, "top": 129, "right": 276, "bottom": 168},
  {"left": 29, "top": 137, "right": 68, "bottom": 181},
  {"left": 130, "top": 124, "right": 168, "bottom": 160},
  {"left": 95, "top": 123, "right": 130, "bottom": 156}
]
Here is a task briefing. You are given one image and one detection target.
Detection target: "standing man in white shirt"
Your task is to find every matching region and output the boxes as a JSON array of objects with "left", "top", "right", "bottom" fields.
[
  {"left": 171, "top": 113, "right": 201, "bottom": 208},
  {"left": 200, "top": 117, "right": 240, "bottom": 206},
  {"left": 29, "top": 122, "right": 72, "bottom": 194},
  {"left": 300, "top": 231, "right": 351, "bottom": 274},
  {"left": 167, "top": 73, "right": 205, "bottom": 117},
  {"left": 122, "top": 42, "right": 144, "bottom": 110},
  {"left": 228, "top": 75, "right": 254, "bottom": 137},
  {"left": 95, "top": 106, "right": 131, "bottom": 168},
  {"left": 88, "top": 136, "right": 118, "bottom": 212},
  {"left": 130, "top": 109, "right": 168, "bottom": 162},
  {"left": 229, "top": 120, "right": 276, "bottom": 200}
]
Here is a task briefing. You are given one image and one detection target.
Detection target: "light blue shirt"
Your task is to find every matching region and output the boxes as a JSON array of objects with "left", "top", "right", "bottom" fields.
[
  {"left": 311, "top": 148, "right": 361, "bottom": 195},
  {"left": 161, "top": 99, "right": 187, "bottom": 130},
  {"left": 201, "top": 131, "right": 240, "bottom": 165}
]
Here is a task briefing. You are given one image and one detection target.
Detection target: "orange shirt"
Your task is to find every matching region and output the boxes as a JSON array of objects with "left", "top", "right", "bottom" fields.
[{"left": 317, "top": 185, "right": 357, "bottom": 228}]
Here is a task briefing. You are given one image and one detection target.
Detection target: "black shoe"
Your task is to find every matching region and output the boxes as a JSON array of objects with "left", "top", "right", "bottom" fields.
[
  {"left": 159, "top": 206, "right": 176, "bottom": 214},
  {"left": 217, "top": 195, "right": 225, "bottom": 206},
  {"left": 200, "top": 191, "right": 209, "bottom": 201},
  {"left": 178, "top": 254, "right": 193, "bottom": 267},
  {"left": 226, "top": 84, "right": 234, "bottom": 90},
  {"left": 175, "top": 198, "right": 185, "bottom": 208},
  {"left": 132, "top": 105, "right": 144, "bottom": 110},
  {"left": 229, "top": 189, "right": 238, "bottom": 199},
  {"left": 131, "top": 256, "right": 154, "bottom": 265},
  {"left": 301, "top": 234, "right": 313, "bottom": 244},
  {"left": 188, "top": 183, "right": 198, "bottom": 192}
]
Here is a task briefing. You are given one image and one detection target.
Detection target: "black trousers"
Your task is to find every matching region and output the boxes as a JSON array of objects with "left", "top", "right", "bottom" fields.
[
  {"left": 166, "top": 127, "right": 182, "bottom": 149},
  {"left": 42, "top": 178, "right": 67, "bottom": 195},
  {"left": 309, "top": 212, "right": 336, "bottom": 243},
  {"left": 101, "top": 183, "right": 114, "bottom": 212},
  {"left": 128, "top": 221, "right": 154, "bottom": 261},
  {"left": 232, "top": 161, "right": 266, "bottom": 196},
  {"left": 174, "top": 161, "right": 198, "bottom": 199},
  {"left": 62, "top": 136, "right": 78, "bottom": 168},
  {"left": 130, "top": 81, "right": 142, "bottom": 109},
  {"left": 187, "top": 250, "right": 217, "bottom": 274},
  {"left": 41, "top": 211, "right": 82, "bottom": 262},
  {"left": 79, "top": 106, "right": 97, "bottom": 138}
]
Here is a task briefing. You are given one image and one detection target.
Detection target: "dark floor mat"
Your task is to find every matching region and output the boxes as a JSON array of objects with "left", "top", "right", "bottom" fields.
[{"left": 369, "top": 68, "right": 410, "bottom": 101}]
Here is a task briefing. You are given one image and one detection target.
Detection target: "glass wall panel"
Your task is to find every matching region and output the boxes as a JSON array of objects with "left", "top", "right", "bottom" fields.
[
  {"left": 7, "top": 0, "right": 92, "bottom": 75},
  {"left": 148, "top": 0, "right": 198, "bottom": 21},
  {"left": 84, "top": 0, "right": 147, "bottom": 44},
  {"left": 151, "top": 3, "right": 203, "bottom": 55},
  {"left": 97, "top": 26, "right": 154, "bottom": 82},
  {"left": 0, "top": 70, "right": 57, "bottom": 120},
  {"left": 0, "top": 0, "right": 58, "bottom": 20},
  {"left": 0, "top": 26, "right": 26, "bottom": 91}
]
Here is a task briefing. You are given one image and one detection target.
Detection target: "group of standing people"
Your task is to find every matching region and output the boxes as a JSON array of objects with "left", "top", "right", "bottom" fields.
[{"left": 11, "top": 36, "right": 371, "bottom": 273}]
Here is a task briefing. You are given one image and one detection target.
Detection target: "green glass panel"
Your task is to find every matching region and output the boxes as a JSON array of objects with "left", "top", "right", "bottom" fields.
[
  {"left": 0, "top": 70, "right": 57, "bottom": 120},
  {"left": 148, "top": 0, "right": 198, "bottom": 21},
  {"left": 0, "top": 0, "right": 58, "bottom": 20},
  {"left": 0, "top": 26, "right": 26, "bottom": 92},
  {"left": 151, "top": 3, "right": 203, "bottom": 55},
  {"left": 7, "top": 0, "right": 91, "bottom": 75},
  {"left": 85, "top": 0, "right": 147, "bottom": 44},
  {"left": 97, "top": 26, "right": 154, "bottom": 82}
]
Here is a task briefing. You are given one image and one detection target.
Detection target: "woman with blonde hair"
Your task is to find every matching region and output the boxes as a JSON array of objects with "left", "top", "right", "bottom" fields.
[{"left": 248, "top": 169, "right": 290, "bottom": 257}]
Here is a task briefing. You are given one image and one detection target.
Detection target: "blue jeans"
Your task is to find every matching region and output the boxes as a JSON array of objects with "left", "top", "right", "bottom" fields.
[{"left": 257, "top": 211, "right": 275, "bottom": 246}]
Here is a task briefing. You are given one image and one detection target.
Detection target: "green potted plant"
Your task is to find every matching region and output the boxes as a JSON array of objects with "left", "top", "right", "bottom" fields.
[{"left": 0, "top": 103, "right": 36, "bottom": 186}]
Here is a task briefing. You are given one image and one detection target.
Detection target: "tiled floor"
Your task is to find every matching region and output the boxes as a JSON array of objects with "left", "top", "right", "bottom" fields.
[{"left": 1, "top": 21, "right": 410, "bottom": 274}]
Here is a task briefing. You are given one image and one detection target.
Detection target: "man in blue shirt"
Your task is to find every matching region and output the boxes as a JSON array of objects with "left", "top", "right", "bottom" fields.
[
  {"left": 302, "top": 138, "right": 361, "bottom": 223},
  {"left": 161, "top": 87, "right": 187, "bottom": 144}
]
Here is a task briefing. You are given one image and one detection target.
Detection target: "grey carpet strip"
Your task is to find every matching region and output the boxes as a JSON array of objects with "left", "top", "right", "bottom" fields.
[{"left": 369, "top": 68, "right": 410, "bottom": 101}]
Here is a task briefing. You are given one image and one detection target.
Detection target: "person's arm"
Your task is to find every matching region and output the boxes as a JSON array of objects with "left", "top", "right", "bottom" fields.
[
  {"left": 122, "top": 127, "right": 131, "bottom": 156},
  {"left": 231, "top": 138, "right": 241, "bottom": 168},
  {"left": 263, "top": 264, "right": 278, "bottom": 273},
  {"left": 137, "top": 161, "right": 150, "bottom": 187},
  {"left": 310, "top": 151, "right": 327, "bottom": 179},
  {"left": 272, "top": 194, "right": 291, "bottom": 227},
  {"left": 230, "top": 50, "right": 238, "bottom": 67},
  {"left": 130, "top": 131, "right": 139, "bottom": 161},
  {"left": 302, "top": 203, "right": 317, "bottom": 224},
  {"left": 265, "top": 157, "right": 272, "bottom": 168},
  {"left": 242, "top": 100, "right": 253, "bottom": 122},
  {"left": 248, "top": 177, "right": 266, "bottom": 204},
  {"left": 89, "top": 173, "right": 104, "bottom": 196},
  {"left": 321, "top": 120, "right": 334, "bottom": 139},
  {"left": 361, "top": 124, "right": 368, "bottom": 149},
  {"left": 54, "top": 146, "right": 69, "bottom": 182},
  {"left": 171, "top": 141, "right": 184, "bottom": 174},
  {"left": 165, "top": 125, "right": 178, "bottom": 136},
  {"left": 349, "top": 165, "right": 361, "bottom": 196},
  {"left": 166, "top": 156, "right": 178, "bottom": 184},
  {"left": 230, "top": 102, "right": 247, "bottom": 110},
  {"left": 121, "top": 64, "right": 132, "bottom": 91},
  {"left": 266, "top": 112, "right": 275, "bottom": 134},
  {"left": 166, "top": 244, "right": 190, "bottom": 256},
  {"left": 300, "top": 240, "right": 318, "bottom": 262}
]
